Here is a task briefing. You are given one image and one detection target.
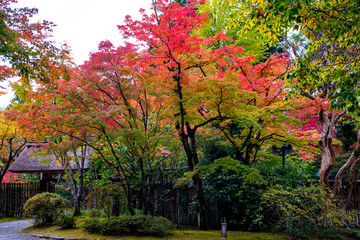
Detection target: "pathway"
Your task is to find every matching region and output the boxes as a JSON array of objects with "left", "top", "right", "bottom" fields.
[{"left": 0, "top": 220, "right": 37, "bottom": 240}]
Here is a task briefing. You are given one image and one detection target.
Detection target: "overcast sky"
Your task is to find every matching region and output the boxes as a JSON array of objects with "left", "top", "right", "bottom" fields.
[{"left": 0, "top": 0, "right": 151, "bottom": 108}]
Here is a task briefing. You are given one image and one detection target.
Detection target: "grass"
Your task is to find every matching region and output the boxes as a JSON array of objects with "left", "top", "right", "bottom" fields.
[
  {"left": 0, "top": 216, "right": 25, "bottom": 223},
  {"left": 20, "top": 217, "right": 289, "bottom": 240},
  {"left": 22, "top": 225, "right": 289, "bottom": 240},
  {"left": 20, "top": 217, "right": 358, "bottom": 240}
]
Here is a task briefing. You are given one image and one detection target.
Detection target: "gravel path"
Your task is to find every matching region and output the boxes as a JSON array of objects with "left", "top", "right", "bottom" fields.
[{"left": 0, "top": 220, "right": 37, "bottom": 240}]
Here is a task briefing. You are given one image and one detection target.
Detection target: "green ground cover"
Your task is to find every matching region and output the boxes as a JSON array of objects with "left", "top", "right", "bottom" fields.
[
  {"left": 20, "top": 216, "right": 359, "bottom": 240},
  {"left": 0, "top": 217, "right": 25, "bottom": 223},
  {"left": 22, "top": 225, "right": 289, "bottom": 240}
]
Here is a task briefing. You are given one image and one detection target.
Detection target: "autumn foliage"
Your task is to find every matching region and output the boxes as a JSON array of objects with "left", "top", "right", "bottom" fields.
[{"left": 6, "top": 0, "right": 321, "bottom": 229}]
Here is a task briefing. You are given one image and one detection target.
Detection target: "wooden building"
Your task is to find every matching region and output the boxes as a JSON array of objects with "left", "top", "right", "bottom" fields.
[{"left": 0, "top": 141, "right": 90, "bottom": 216}]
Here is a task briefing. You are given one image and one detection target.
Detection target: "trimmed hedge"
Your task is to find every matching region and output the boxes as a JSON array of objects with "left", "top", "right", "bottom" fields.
[
  {"left": 23, "top": 192, "right": 71, "bottom": 225},
  {"left": 53, "top": 212, "right": 75, "bottom": 229},
  {"left": 84, "top": 215, "right": 173, "bottom": 236}
]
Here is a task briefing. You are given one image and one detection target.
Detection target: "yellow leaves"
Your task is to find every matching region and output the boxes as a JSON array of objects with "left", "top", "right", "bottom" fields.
[{"left": 0, "top": 112, "right": 17, "bottom": 137}]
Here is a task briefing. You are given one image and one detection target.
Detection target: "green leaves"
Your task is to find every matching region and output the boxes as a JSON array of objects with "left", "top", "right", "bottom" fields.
[
  {"left": 202, "top": 157, "right": 265, "bottom": 185},
  {"left": 245, "top": 0, "right": 360, "bottom": 115},
  {"left": 261, "top": 184, "right": 353, "bottom": 238}
]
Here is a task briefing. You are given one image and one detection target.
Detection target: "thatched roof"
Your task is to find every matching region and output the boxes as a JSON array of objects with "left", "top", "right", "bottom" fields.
[{"left": 8, "top": 141, "right": 90, "bottom": 174}]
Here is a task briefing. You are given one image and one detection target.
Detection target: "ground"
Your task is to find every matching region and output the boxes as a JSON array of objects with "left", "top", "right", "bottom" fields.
[{"left": 0, "top": 220, "right": 36, "bottom": 240}]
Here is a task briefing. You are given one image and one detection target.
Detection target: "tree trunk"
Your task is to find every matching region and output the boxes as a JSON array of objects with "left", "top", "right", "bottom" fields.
[
  {"left": 339, "top": 158, "right": 360, "bottom": 209},
  {"left": 139, "top": 158, "right": 154, "bottom": 215},
  {"left": 125, "top": 183, "right": 135, "bottom": 215},
  {"left": 0, "top": 179, "right": 3, "bottom": 215},
  {"left": 173, "top": 69, "right": 208, "bottom": 229},
  {"left": 318, "top": 109, "right": 338, "bottom": 188},
  {"left": 188, "top": 128, "right": 208, "bottom": 230},
  {"left": 73, "top": 196, "right": 81, "bottom": 216},
  {"left": 333, "top": 130, "right": 360, "bottom": 209},
  {"left": 73, "top": 170, "right": 84, "bottom": 216}
]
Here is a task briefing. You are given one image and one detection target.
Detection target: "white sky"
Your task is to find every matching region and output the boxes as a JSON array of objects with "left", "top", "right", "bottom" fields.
[{"left": 0, "top": 0, "right": 151, "bottom": 108}]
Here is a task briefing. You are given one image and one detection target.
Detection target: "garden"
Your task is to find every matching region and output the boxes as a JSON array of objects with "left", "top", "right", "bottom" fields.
[{"left": 1, "top": 0, "right": 360, "bottom": 239}]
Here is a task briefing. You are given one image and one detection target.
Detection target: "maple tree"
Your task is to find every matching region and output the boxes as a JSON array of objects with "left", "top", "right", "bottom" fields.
[
  {"left": 2, "top": 171, "right": 23, "bottom": 183},
  {"left": 7, "top": 0, "right": 319, "bottom": 228},
  {"left": 117, "top": 0, "right": 317, "bottom": 228},
  {"left": 118, "top": 1, "right": 246, "bottom": 228},
  {"left": 195, "top": 0, "right": 318, "bottom": 166},
  {"left": 8, "top": 40, "right": 182, "bottom": 216},
  {"left": 214, "top": 53, "right": 318, "bottom": 165},
  {"left": 237, "top": 0, "right": 360, "bottom": 207},
  {"left": 0, "top": 111, "right": 27, "bottom": 210},
  {"left": 0, "top": 0, "right": 57, "bottom": 86},
  {"left": 197, "top": 0, "right": 269, "bottom": 62}
]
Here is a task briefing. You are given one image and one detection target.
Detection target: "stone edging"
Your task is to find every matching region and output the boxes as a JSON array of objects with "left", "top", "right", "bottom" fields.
[{"left": 28, "top": 234, "right": 82, "bottom": 240}]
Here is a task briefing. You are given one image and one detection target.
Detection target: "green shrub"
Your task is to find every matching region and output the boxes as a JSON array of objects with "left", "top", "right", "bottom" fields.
[
  {"left": 142, "top": 215, "right": 174, "bottom": 236},
  {"left": 53, "top": 212, "right": 75, "bottom": 228},
  {"left": 23, "top": 192, "right": 71, "bottom": 225},
  {"left": 84, "top": 215, "right": 173, "bottom": 236},
  {"left": 101, "top": 216, "right": 128, "bottom": 235},
  {"left": 86, "top": 208, "right": 107, "bottom": 218},
  {"left": 83, "top": 218, "right": 101, "bottom": 233},
  {"left": 261, "top": 184, "right": 354, "bottom": 238}
]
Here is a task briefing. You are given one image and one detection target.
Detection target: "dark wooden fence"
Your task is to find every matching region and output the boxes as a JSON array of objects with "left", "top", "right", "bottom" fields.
[{"left": 0, "top": 182, "right": 41, "bottom": 217}]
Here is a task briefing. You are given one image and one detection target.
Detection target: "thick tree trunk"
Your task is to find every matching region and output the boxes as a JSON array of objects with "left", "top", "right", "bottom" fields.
[
  {"left": 73, "top": 173, "right": 83, "bottom": 216},
  {"left": 318, "top": 138, "right": 335, "bottom": 188},
  {"left": 188, "top": 128, "right": 208, "bottom": 230},
  {"left": 126, "top": 183, "right": 135, "bottom": 215},
  {"left": 73, "top": 197, "right": 81, "bottom": 216},
  {"left": 339, "top": 158, "right": 360, "bottom": 209},
  {"left": 334, "top": 130, "right": 360, "bottom": 209},
  {"left": 139, "top": 159, "right": 154, "bottom": 215},
  {"left": 140, "top": 182, "right": 154, "bottom": 215},
  {"left": 193, "top": 173, "right": 207, "bottom": 229},
  {"left": 173, "top": 75, "right": 208, "bottom": 229},
  {"left": 318, "top": 109, "right": 339, "bottom": 188}
]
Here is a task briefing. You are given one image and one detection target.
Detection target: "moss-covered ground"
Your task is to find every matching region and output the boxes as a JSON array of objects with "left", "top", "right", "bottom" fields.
[
  {"left": 18, "top": 217, "right": 358, "bottom": 240},
  {"left": 0, "top": 216, "right": 25, "bottom": 223},
  {"left": 22, "top": 225, "right": 289, "bottom": 240}
]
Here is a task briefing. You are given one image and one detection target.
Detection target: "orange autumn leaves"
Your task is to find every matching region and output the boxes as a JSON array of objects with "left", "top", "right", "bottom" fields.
[{"left": 7, "top": 0, "right": 317, "bottom": 163}]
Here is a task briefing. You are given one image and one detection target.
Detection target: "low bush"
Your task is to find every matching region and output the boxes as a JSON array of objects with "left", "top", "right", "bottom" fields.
[
  {"left": 84, "top": 215, "right": 173, "bottom": 236},
  {"left": 261, "top": 184, "right": 354, "bottom": 239},
  {"left": 83, "top": 218, "right": 101, "bottom": 233},
  {"left": 23, "top": 192, "right": 71, "bottom": 225},
  {"left": 53, "top": 212, "right": 75, "bottom": 228},
  {"left": 142, "top": 215, "right": 174, "bottom": 236},
  {"left": 101, "top": 216, "right": 128, "bottom": 235},
  {"left": 86, "top": 208, "right": 107, "bottom": 218}
]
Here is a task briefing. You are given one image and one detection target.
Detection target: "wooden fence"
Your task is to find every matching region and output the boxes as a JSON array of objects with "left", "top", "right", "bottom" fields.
[{"left": 0, "top": 182, "right": 41, "bottom": 217}]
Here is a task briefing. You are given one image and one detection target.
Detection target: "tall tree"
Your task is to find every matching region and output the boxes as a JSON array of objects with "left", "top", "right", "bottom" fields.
[
  {"left": 8, "top": 41, "right": 181, "bottom": 216},
  {"left": 119, "top": 1, "right": 246, "bottom": 228},
  {"left": 118, "top": 0, "right": 314, "bottom": 228},
  {"left": 213, "top": 54, "right": 315, "bottom": 165},
  {"left": 241, "top": 0, "right": 360, "bottom": 204}
]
